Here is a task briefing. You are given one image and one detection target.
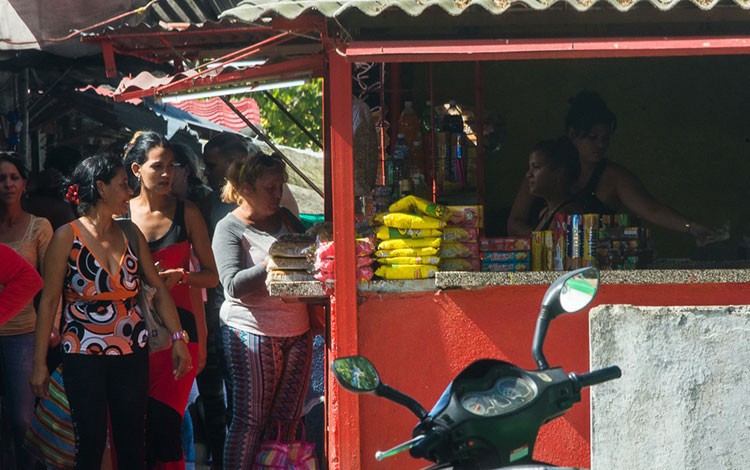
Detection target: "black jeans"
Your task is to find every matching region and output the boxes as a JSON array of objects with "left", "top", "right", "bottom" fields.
[
  {"left": 62, "top": 350, "right": 149, "bottom": 470},
  {"left": 196, "top": 303, "right": 227, "bottom": 465}
]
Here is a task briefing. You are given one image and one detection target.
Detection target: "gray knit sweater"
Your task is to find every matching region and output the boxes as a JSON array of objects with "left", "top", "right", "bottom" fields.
[{"left": 212, "top": 212, "right": 308, "bottom": 337}]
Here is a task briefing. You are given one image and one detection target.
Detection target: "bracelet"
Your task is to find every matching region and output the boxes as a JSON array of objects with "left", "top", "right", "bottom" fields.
[
  {"left": 177, "top": 268, "right": 188, "bottom": 285},
  {"left": 170, "top": 329, "right": 189, "bottom": 344}
]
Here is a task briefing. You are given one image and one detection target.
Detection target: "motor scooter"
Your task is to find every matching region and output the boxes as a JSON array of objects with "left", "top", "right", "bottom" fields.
[{"left": 331, "top": 267, "right": 621, "bottom": 469}]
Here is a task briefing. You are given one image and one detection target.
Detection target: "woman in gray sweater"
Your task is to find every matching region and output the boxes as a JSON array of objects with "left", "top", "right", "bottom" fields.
[{"left": 211, "top": 152, "right": 310, "bottom": 468}]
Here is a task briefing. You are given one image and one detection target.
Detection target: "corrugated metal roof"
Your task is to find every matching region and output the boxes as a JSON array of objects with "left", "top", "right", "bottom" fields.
[{"left": 221, "top": 0, "right": 750, "bottom": 22}]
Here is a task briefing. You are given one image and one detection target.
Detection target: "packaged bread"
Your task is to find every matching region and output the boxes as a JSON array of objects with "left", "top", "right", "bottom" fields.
[{"left": 266, "top": 257, "right": 311, "bottom": 271}]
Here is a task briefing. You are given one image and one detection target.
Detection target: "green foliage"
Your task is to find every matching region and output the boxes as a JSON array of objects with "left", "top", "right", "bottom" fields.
[{"left": 251, "top": 78, "right": 323, "bottom": 150}]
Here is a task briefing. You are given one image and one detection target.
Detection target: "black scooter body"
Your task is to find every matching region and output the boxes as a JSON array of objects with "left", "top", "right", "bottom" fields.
[{"left": 411, "top": 360, "right": 579, "bottom": 468}]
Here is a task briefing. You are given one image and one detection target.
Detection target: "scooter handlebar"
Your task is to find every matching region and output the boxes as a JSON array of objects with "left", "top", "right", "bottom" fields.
[{"left": 571, "top": 366, "right": 621, "bottom": 390}]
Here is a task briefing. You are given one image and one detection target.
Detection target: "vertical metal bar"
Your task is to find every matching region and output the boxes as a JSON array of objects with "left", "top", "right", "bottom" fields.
[
  {"left": 475, "top": 61, "right": 484, "bottom": 205},
  {"left": 429, "top": 63, "right": 436, "bottom": 202},
  {"left": 19, "top": 69, "right": 31, "bottom": 169},
  {"left": 219, "top": 96, "right": 324, "bottom": 198},
  {"left": 378, "top": 62, "right": 386, "bottom": 186},
  {"left": 389, "top": 63, "right": 401, "bottom": 159},
  {"left": 323, "top": 71, "right": 333, "bottom": 219},
  {"left": 326, "top": 49, "right": 358, "bottom": 470}
]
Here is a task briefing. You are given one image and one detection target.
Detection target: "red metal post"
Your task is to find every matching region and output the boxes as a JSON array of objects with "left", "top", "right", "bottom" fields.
[
  {"left": 326, "top": 48, "right": 359, "bottom": 470},
  {"left": 101, "top": 40, "right": 117, "bottom": 78}
]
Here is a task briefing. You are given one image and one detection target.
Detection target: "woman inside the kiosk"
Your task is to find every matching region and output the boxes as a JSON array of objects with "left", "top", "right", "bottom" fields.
[
  {"left": 527, "top": 136, "right": 584, "bottom": 232},
  {"left": 508, "top": 90, "right": 716, "bottom": 242}
]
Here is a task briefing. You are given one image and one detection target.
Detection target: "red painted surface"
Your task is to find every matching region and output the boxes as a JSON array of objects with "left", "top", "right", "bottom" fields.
[
  {"left": 326, "top": 50, "right": 360, "bottom": 470},
  {"left": 343, "top": 36, "right": 750, "bottom": 63},
  {"left": 349, "top": 282, "right": 750, "bottom": 469}
]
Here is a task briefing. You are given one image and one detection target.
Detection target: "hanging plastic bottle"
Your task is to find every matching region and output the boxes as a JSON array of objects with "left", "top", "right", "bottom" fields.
[
  {"left": 399, "top": 101, "right": 421, "bottom": 145},
  {"left": 392, "top": 133, "right": 410, "bottom": 192},
  {"left": 443, "top": 100, "right": 464, "bottom": 134},
  {"left": 393, "top": 133, "right": 410, "bottom": 162}
]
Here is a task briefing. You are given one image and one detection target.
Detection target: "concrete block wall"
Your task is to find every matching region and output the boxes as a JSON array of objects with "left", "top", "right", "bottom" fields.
[{"left": 589, "top": 305, "right": 750, "bottom": 470}]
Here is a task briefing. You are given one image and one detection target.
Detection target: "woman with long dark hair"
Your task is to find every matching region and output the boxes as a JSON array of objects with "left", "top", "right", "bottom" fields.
[
  {"left": 124, "top": 131, "right": 218, "bottom": 469},
  {"left": 508, "top": 90, "right": 716, "bottom": 240},
  {"left": 29, "top": 154, "right": 192, "bottom": 469}
]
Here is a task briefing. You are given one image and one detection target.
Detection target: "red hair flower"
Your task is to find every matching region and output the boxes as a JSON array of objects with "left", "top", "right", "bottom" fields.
[{"left": 65, "top": 184, "right": 80, "bottom": 204}]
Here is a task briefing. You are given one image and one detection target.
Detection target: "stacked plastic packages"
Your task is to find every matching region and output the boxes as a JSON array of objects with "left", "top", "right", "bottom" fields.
[
  {"left": 481, "top": 237, "right": 531, "bottom": 272},
  {"left": 265, "top": 233, "right": 317, "bottom": 283},
  {"left": 313, "top": 236, "right": 376, "bottom": 284},
  {"left": 438, "top": 205, "right": 483, "bottom": 271},
  {"left": 373, "top": 195, "right": 449, "bottom": 280}
]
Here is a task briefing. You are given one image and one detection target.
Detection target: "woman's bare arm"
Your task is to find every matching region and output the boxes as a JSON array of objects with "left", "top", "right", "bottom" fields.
[
  {"left": 30, "top": 225, "right": 73, "bottom": 398},
  {"left": 611, "top": 163, "right": 715, "bottom": 240},
  {"left": 507, "top": 177, "right": 536, "bottom": 236}
]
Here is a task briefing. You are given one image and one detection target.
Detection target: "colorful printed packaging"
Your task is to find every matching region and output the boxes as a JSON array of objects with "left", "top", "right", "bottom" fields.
[
  {"left": 531, "top": 232, "right": 543, "bottom": 271},
  {"left": 440, "top": 241, "right": 480, "bottom": 258},
  {"left": 447, "top": 205, "right": 484, "bottom": 228},
  {"left": 438, "top": 258, "right": 481, "bottom": 271},
  {"left": 481, "top": 251, "right": 529, "bottom": 262},
  {"left": 481, "top": 260, "right": 530, "bottom": 272},
  {"left": 480, "top": 237, "right": 531, "bottom": 252}
]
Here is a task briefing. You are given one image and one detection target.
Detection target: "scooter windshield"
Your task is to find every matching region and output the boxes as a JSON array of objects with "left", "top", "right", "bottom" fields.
[{"left": 427, "top": 383, "right": 454, "bottom": 418}]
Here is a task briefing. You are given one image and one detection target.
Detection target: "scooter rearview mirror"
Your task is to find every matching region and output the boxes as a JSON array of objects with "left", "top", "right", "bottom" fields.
[
  {"left": 541, "top": 267, "right": 600, "bottom": 320},
  {"left": 331, "top": 356, "right": 381, "bottom": 393},
  {"left": 559, "top": 268, "right": 600, "bottom": 313},
  {"left": 332, "top": 356, "right": 430, "bottom": 419},
  {"left": 533, "top": 267, "right": 600, "bottom": 370}
]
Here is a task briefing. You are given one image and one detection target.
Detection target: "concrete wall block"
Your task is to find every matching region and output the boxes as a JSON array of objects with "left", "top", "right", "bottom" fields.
[{"left": 589, "top": 305, "right": 750, "bottom": 470}]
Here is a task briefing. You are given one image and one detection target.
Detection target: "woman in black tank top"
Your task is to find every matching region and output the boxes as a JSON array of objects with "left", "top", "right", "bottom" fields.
[
  {"left": 526, "top": 137, "right": 584, "bottom": 231},
  {"left": 125, "top": 131, "right": 219, "bottom": 468},
  {"left": 510, "top": 91, "right": 717, "bottom": 242}
]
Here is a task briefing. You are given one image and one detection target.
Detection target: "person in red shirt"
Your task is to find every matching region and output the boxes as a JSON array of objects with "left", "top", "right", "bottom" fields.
[{"left": 0, "top": 243, "right": 43, "bottom": 326}]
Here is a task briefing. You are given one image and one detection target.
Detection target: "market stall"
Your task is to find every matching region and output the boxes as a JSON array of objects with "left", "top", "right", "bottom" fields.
[
  {"left": 79, "top": 1, "right": 750, "bottom": 468},
  {"left": 216, "top": 2, "right": 750, "bottom": 469}
]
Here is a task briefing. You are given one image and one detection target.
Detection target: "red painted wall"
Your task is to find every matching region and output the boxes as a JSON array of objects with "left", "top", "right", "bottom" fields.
[{"left": 351, "top": 282, "right": 750, "bottom": 469}]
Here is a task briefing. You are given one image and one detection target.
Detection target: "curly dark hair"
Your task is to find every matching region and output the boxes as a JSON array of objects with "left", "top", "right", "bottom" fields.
[
  {"left": 565, "top": 90, "right": 617, "bottom": 138},
  {"left": 65, "top": 154, "right": 125, "bottom": 216}
]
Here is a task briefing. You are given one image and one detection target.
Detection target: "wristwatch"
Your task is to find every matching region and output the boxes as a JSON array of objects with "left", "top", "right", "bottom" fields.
[{"left": 170, "top": 330, "right": 190, "bottom": 345}]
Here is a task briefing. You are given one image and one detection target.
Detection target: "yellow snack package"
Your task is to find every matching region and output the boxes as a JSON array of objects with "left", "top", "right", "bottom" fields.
[
  {"left": 382, "top": 213, "right": 446, "bottom": 230},
  {"left": 375, "top": 226, "right": 442, "bottom": 240},
  {"left": 374, "top": 264, "right": 438, "bottom": 280},
  {"left": 375, "top": 247, "right": 440, "bottom": 258},
  {"left": 377, "top": 237, "right": 441, "bottom": 250},
  {"left": 388, "top": 195, "right": 450, "bottom": 220},
  {"left": 379, "top": 256, "right": 440, "bottom": 266}
]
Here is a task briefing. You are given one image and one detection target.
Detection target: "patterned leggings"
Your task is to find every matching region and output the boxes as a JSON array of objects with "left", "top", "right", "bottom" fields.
[{"left": 222, "top": 326, "right": 312, "bottom": 469}]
